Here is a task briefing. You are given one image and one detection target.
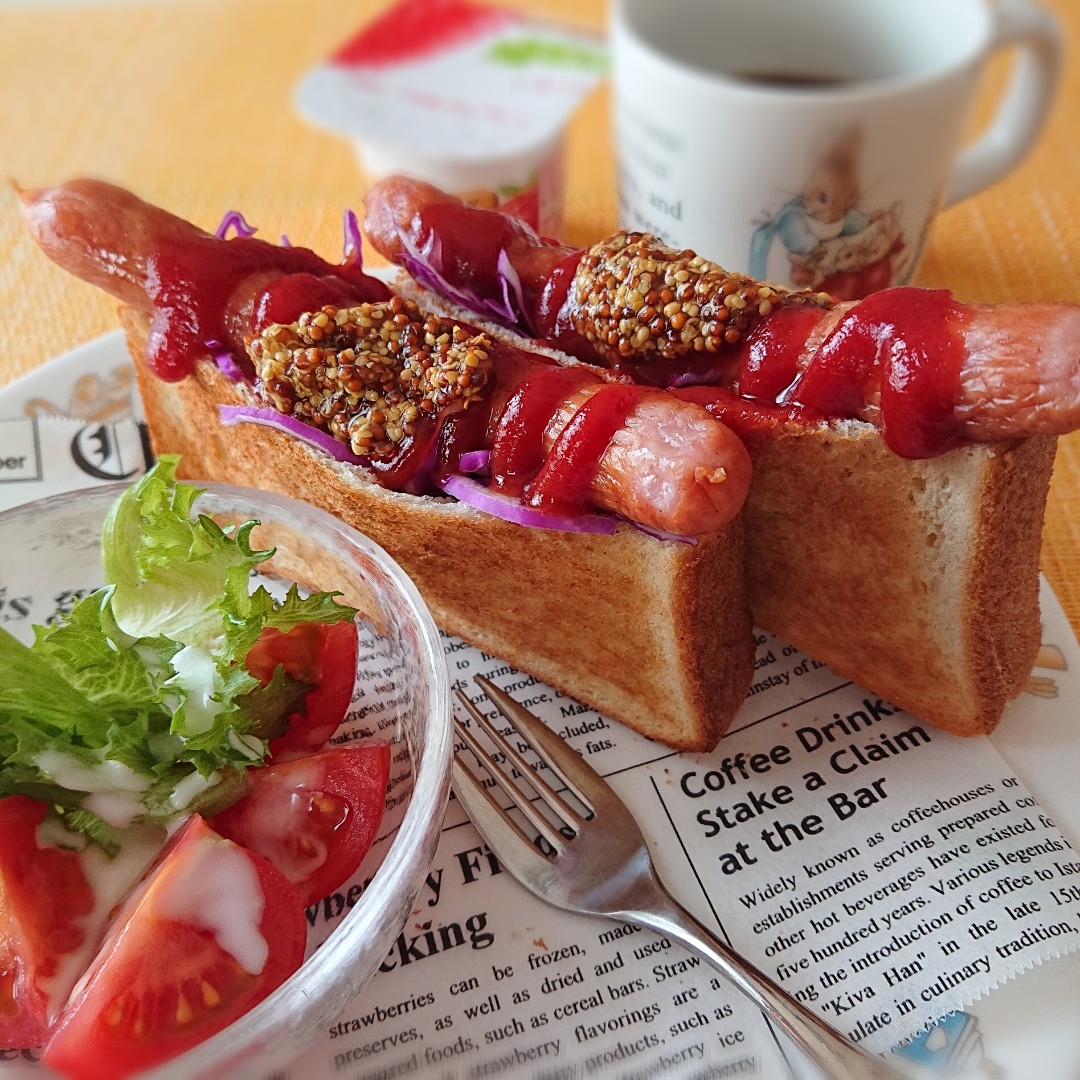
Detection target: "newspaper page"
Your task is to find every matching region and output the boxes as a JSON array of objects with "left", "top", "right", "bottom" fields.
[
  {"left": 282, "top": 633, "right": 1080, "bottom": 1080},
  {"left": 1, "top": 416, "right": 1079, "bottom": 1080}
]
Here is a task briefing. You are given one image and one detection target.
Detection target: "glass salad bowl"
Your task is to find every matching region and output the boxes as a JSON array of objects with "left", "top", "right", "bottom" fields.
[{"left": 0, "top": 479, "right": 453, "bottom": 1080}]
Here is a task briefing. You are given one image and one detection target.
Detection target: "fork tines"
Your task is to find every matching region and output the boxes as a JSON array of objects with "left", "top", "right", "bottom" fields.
[{"left": 453, "top": 676, "right": 592, "bottom": 853}]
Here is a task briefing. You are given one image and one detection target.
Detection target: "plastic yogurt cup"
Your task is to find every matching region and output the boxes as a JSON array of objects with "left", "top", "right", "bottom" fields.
[{"left": 294, "top": 0, "right": 606, "bottom": 238}]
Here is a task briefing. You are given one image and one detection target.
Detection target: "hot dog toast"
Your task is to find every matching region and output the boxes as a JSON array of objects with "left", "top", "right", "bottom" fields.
[
  {"left": 22, "top": 177, "right": 1055, "bottom": 747},
  {"left": 125, "top": 286, "right": 1055, "bottom": 743}
]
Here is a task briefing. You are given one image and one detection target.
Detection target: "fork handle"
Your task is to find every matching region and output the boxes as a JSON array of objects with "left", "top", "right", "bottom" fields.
[{"left": 622, "top": 889, "right": 905, "bottom": 1079}]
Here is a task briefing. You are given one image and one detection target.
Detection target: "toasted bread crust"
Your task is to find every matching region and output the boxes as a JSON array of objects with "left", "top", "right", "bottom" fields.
[
  {"left": 742, "top": 422, "right": 1055, "bottom": 735},
  {"left": 121, "top": 307, "right": 755, "bottom": 751}
]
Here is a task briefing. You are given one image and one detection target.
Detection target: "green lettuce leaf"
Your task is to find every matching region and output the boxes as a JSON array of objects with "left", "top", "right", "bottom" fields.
[
  {"left": 102, "top": 460, "right": 273, "bottom": 645},
  {"left": 0, "top": 456, "right": 357, "bottom": 838},
  {"left": 235, "top": 664, "right": 313, "bottom": 742},
  {"left": 57, "top": 808, "right": 122, "bottom": 858},
  {"left": 33, "top": 591, "right": 165, "bottom": 716}
]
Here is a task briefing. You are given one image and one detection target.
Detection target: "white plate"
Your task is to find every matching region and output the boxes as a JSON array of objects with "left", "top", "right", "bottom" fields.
[{"left": 3, "top": 334, "right": 1080, "bottom": 1080}]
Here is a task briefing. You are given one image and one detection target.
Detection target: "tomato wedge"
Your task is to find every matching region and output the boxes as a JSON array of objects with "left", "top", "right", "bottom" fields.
[
  {"left": 0, "top": 795, "right": 95, "bottom": 1049},
  {"left": 209, "top": 745, "right": 390, "bottom": 906},
  {"left": 42, "top": 816, "right": 305, "bottom": 1080},
  {"left": 244, "top": 619, "right": 359, "bottom": 760}
]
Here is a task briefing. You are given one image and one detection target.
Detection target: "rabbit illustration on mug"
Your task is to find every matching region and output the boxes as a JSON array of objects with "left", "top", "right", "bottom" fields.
[{"left": 749, "top": 127, "right": 906, "bottom": 299}]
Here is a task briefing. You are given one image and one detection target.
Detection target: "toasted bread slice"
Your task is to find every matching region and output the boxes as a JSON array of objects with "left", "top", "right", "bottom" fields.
[
  {"left": 390, "top": 272, "right": 1058, "bottom": 737},
  {"left": 742, "top": 421, "right": 1056, "bottom": 736},
  {"left": 120, "top": 307, "right": 756, "bottom": 752}
]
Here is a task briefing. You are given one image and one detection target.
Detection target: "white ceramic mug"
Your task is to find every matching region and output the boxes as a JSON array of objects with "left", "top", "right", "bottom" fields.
[{"left": 612, "top": 0, "right": 1061, "bottom": 298}]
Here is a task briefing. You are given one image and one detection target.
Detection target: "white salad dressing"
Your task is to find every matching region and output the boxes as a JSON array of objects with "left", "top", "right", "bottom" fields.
[
  {"left": 36, "top": 815, "right": 88, "bottom": 852},
  {"left": 167, "top": 769, "right": 219, "bottom": 812},
  {"left": 82, "top": 790, "right": 146, "bottom": 829},
  {"left": 168, "top": 644, "right": 225, "bottom": 734},
  {"left": 156, "top": 835, "right": 270, "bottom": 975},
  {"left": 228, "top": 730, "right": 265, "bottom": 760},
  {"left": 33, "top": 752, "right": 152, "bottom": 829},
  {"left": 34, "top": 751, "right": 151, "bottom": 794},
  {"left": 40, "top": 823, "right": 166, "bottom": 1022}
]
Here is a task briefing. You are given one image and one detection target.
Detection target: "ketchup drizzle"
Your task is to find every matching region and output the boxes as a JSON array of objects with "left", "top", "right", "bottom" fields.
[
  {"left": 145, "top": 235, "right": 390, "bottom": 382},
  {"left": 531, "top": 252, "right": 606, "bottom": 365},
  {"left": 671, "top": 386, "right": 822, "bottom": 444},
  {"left": 434, "top": 403, "right": 493, "bottom": 484},
  {"left": 490, "top": 365, "right": 599, "bottom": 495},
  {"left": 524, "top": 385, "right": 640, "bottom": 516},
  {"left": 739, "top": 305, "right": 829, "bottom": 402},
  {"left": 784, "top": 288, "right": 968, "bottom": 458}
]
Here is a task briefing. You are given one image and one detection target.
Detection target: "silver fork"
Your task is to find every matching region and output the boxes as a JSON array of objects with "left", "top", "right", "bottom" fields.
[{"left": 452, "top": 676, "right": 905, "bottom": 1080}]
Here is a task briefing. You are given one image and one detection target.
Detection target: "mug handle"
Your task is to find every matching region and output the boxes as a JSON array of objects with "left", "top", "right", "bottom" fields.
[{"left": 943, "top": 0, "right": 1062, "bottom": 208}]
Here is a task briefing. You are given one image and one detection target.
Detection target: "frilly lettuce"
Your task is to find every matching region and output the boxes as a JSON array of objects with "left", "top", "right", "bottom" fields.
[{"left": 0, "top": 457, "right": 356, "bottom": 842}]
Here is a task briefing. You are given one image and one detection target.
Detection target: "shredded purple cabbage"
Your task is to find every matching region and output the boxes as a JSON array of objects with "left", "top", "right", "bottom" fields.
[
  {"left": 439, "top": 473, "right": 617, "bottom": 534},
  {"left": 621, "top": 518, "right": 697, "bottom": 545},
  {"left": 343, "top": 210, "right": 364, "bottom": 266},
  {"left": 213, "top": 208, "right": 363, "bottom": 266},
  {"left": 668, "top": 367, "right": 734, "bottom": 390},
  {"left": 205, "top": 340, "right": 246, "bottom": 381},
  {"left": 394, "top": 223, "right": 525, "bottom": 331},
  {"left": 214, "top": 211, "right": 257, "bottom": 240},
  {"left": 214, "top": 353, "right": 245, "bottom": 381},
  {"left": 457, "top": 450, "right": 491, "bottom": 474},
  {"left": 495, "top": 248, "right": 528, "bottom": 328},
  {"left": 218, "top": 405, "right": 368, "bottom": 466}
]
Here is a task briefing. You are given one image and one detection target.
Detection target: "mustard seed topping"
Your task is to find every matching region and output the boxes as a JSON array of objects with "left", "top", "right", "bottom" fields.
[
  {"left": 248, "top": 296, "right": 492, "bottom": 458},
  {"left": 569, "top": 233, "right": 834, "bottom": 363}
]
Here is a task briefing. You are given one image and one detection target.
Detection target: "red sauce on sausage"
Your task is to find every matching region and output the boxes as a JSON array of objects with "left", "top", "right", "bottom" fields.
[
  {"left": 366, "top": 422, "right": 443, "bottom": 493},
  {"left": 145, "top": 235, "right": 390, "bottom": 382},
  {"left": 434, "top": 401, "right": 493, "bottom": 483},
  {"left": 490, "top": 365, "right": 599, "bottom": 495},
  {"left": 676, "top": 288, "right": 969, "bottom": 457},
  {"left": 530, "top": 253, "right": 602, "bottom": 364},
  {"left": 524, "top": 384, "right": 641, "bottom": 515},
  {"left": 783, "top": 288, "right": 968, "bottom": 458},
  {"left": 671, "top": 386, "right": 821, "bottom": 444},
  {"left": 739, "top": 305, "right": 829, "bottom": 403},
  {"left": 254, "top": 273, "right": 388, "bottom": 331}
]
